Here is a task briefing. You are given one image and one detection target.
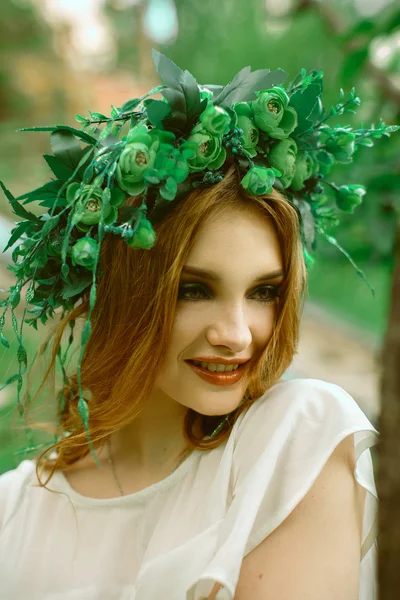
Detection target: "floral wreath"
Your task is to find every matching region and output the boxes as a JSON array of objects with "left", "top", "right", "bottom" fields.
[{"left": 0, "top": 49, "right": 398, "bottom": 461}]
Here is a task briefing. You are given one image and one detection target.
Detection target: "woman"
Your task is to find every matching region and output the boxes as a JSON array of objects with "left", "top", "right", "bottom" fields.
[
  {"left": 0, "top": 51, "right": 386, "bottom": 599},
  {"left": 0, "top": 166, "right": 378, "bottom": 599}
]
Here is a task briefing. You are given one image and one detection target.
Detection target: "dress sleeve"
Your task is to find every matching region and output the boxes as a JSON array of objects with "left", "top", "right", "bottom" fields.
[{"left": 186, "top": 378, "right": 379, "bottom": 600}]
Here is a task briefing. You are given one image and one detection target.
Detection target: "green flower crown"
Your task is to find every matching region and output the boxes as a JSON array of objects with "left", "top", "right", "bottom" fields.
[{"left": 0, "top": 49, "right": 398, "bottom": 462}]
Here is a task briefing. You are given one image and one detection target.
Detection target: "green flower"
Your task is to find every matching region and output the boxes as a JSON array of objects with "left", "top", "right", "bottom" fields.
[
  {"left": 186, "top": 123, "right": 227, "bottom": 172},
  {"left": 291, "top": 152, "right": 314, "bottom": 191},
  {"left": 199, "top": 86, "right": 214, "bottom": 103},
  {"left": 268, "top": 138, "right": 298, "bottom": 188},
  {"left": 241, "top": 166, "right": 281, "bottom": 196},
  {"left": 67, "top": 183, "right": 126, "bottom": 232},
  {"left": 116, "top": 124, "right": 159, "bottom": 195},
  {"left": 316, "top": 149, "right": 335, "bottom": 177},
  {"left": 325, "top": 130, "right": 355, "bottom": 164},
  {"left": 143, "top": 141, "right": 197, "bottom": 201},
  {"left": 127, "top": 217, "right": 156, "bottom": 249},
  {"left": 71, "top": 237, "right": 99, "bottom": 270},
  {"left": 200, "top": 105, "right": 231, "bottom": 136},
  {"left": 233, "top": 103, "right": 259, "bottom": 158},
  {"left": 335, "top": 185, "right": 366, "bottom": 213},
  {"left": 251, "top": 87, "right": 298, "bottom": 139}
]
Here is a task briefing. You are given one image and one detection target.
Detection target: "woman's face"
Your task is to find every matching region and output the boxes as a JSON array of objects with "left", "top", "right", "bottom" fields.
[{"left": 152, "top": 205, "right": 284, "bottom": 418}]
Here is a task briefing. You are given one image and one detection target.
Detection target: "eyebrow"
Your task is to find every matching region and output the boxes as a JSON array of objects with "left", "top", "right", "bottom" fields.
[{"left": 181, "top": 265, "right": 285, "bottom": 283}]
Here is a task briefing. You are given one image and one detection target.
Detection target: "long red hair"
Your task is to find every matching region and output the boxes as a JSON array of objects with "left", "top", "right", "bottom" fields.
[{"left": 18, "top": 164, "right": 307, "bottom": 487}]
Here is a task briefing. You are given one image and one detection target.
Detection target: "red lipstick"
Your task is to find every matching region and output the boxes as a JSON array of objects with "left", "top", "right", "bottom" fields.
[{"left": 184, "top": 359, "right": 249, "bottom": 386}]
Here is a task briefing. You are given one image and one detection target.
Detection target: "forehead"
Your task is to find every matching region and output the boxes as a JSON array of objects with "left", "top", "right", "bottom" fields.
[{"left": 186, "top": 206, "right": 283, "bottom": 270}]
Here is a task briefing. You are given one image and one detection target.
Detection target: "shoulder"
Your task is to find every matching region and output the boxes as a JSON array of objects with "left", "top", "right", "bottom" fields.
[
  {"left": 0, "top": 460, "right": 36, "bottom": 530},
  {"left": 234, "top": 377, "right": 373, "bottom": 443},
  {"left": 231, "top": 377, "right": 377, "bottom": 486}
]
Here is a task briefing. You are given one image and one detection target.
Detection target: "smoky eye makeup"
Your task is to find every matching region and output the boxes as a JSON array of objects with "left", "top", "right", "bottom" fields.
[{"left": 177, "top": 280, "right": 282, "bottom": 303}]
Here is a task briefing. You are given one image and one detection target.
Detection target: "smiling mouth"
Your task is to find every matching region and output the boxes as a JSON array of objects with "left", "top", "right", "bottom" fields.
[{"left": 184, "top": 360, "right": 249, "bottom": 386}]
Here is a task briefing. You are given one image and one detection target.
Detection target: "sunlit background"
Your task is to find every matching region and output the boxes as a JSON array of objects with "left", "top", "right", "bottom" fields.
[{"left": 0, "top": 0, "right": 399, "bottom": 472}]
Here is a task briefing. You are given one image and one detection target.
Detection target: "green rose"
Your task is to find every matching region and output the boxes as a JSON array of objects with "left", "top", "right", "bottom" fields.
[
  {"left": 67, "top": 183, "right": 126, "bottom": 232},
  {"left": 200, "top": 105, "right": 231, "bottom": 136},
  {"left": 233, "top": 103, "right": 259, "bottom": 158},
  {"left": 241, "top": 166, "right": 281, "bottom": 196},
  {"left": 291, "top": 152, "right": 314, "bottom": 191},
  {"left": 316, "top": 149, "right": 335, "bottom": 177},
  {"left": 335, "top": 185, "right": 366, "bottom": 213},
  {"left": 325, "top": 130, "right": 355, "bottom": 164},
  {"left": 186, "top": 123, "right": 227, "bottom": 172},
  {"left": 251, "top": 87, "right": 298, "bottom": 139},
  {"left": 268, "top": 138, "right": 298, "bottom": 188},
  {"left": 71, "top": 237, "right": 99, "bottom": 270},
  {"left": 116, "top": 124, "right": 159, "bottom": 195},
  {"left": 127, "top": 217, "right": 156, "bottom": 249}
]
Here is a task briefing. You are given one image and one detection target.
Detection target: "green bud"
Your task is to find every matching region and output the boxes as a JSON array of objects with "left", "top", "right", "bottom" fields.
[
  {"left": 291, "top": 152, "right": 314, "bottom": 191},
  {"left": 241, "top": 166, "right": 280, "bottom": 196},
  {"left": 200, "top": 105, "right": 231, "bottom": 136},
  {"left": 326, "top": 131, "right": 355, "bottom": 164},
  {"left": 316, "top": 150, "right": 335, "bottom": 177},
  {"left": 71, "top": 237, "right": 99, "bottom": 270},
  {"left": 335, "top": 185, "right": 366, "bottom": 213},
  {"left": 268, "top": 138, "right": 298, "bottom": 188},
  {"left": 127, "top": 218, "right": 156, "bottom": 249}
]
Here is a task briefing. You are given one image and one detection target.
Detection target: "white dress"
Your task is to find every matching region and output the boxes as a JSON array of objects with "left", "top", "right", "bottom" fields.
[{"left": 0, "top": 378, "right": 378, "bottom": 600}]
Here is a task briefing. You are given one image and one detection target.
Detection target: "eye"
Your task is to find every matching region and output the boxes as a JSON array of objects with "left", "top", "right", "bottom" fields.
[
  {"left": 178, "top": 283, "right": 280, "bottom": 303},
  {"left": 251, "top": 285, "right": 281, "bottom": 303},
  {"left": 178, "top": 283, "right": 210, "bottom": 301}
]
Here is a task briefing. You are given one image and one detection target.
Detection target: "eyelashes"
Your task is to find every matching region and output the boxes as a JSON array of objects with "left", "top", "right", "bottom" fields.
[{"left": 178, "top": 282, "right": 281, "bottom": 304}]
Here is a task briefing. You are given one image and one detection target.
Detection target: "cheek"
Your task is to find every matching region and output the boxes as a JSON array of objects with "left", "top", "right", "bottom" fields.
[{"left": 161, "top": 305, "right": 201, "bottom": 360}]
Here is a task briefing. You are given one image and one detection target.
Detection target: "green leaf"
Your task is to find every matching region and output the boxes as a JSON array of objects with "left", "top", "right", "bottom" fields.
[
  {"left": 41, "top": 215, "right": 60, "bottom": 236},
  {"left": 61, "top": 263, "right": 70, "bottom": 278},
  {"left": 151, "top": 49, "right": 203, "bottom": 134},
  {"left": 290, "top": 81, "right": 323, "bottom": 136},
  {"left": 0, "top": 181, "right": 41, "bottom": 223},
  {"left": 50, "top": 130, "right": 84, "bottom": 171},
  {"left": 75, "top": 114, "right": 90, "bottom": 124},
  {"left": 3, "top": 220, "right": 31, "bottom": 253},
  {"left": 81, "top": 319, "right": 92, "bottom": 347},
  {"left": 152, "top": 49, "right": 185, "bottom": 90},
  {"left": 0, "top": 373, "right": 22, "bottom": 391},
  {"left": 89, "top": 111, "right": 108, "bottom": 120},
  {"left": 18, "top": 180, "right": 65, "bottom": 205},
  {"left": 17, "top": 125, "right": 98, "bottom": 146},
  {"left": 291, "top": 197, "right": 315, "bottom": 252},
  {"left": 120, "top": 99, "right": 141, "bottom": 113},
  {"left": 1, "top": 334, "right": 9, "bottom": 349},
  {"left": 61, "top": 275, "right": 92, "bottom": 299},
  {"left": 145, "top": 99, "right": 171, "bottom": 129},
  {"left": 356, "top": 137, "right": 374, "bottom": 147},
  {"left": 37, "top": 275, "right": 58, "bottom": 285},
  {"left": 78, "top": 396, "right": 89, "bottom": 430},
  {"left": 121, "top": 85, "right": 167, "bottom": 114},
  {"left": 341, "top": 48, "right": 369, "bottom": 84},
  {"left": 43, "top": 155, "right": 78, "bottom": 182},
  {"left": 214, "top": 67, "right": 288, "bottom": 107}
]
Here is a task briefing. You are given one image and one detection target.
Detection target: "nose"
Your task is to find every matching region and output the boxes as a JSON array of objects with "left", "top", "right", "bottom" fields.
[{"left": 206, "top": 302, "right": 252, "bottom": 353}]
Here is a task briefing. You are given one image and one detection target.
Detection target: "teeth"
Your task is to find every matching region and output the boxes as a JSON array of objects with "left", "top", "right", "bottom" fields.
[{"left": 192, "top": 360, "right": 239, "bottom": 372}]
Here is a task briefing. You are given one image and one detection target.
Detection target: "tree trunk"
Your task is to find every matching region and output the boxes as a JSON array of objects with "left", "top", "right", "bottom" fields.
[{"left": 378, "top": 220, "right": 400, "bottom": 595}]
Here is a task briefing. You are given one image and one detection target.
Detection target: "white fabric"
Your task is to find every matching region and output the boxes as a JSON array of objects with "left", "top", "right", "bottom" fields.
[{"left": 0, "top": 378, "right": 378, "bottom": 600}]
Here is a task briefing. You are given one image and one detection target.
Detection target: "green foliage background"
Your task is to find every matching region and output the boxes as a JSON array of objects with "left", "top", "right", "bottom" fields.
[{"left": 1, "top": 0, "right": 399, "bottom": 473}]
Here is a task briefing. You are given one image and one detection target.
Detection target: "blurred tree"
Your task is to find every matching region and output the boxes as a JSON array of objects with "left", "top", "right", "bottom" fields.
[{"left": 0, "top": 0, "right": 56, "bottom": 120}]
